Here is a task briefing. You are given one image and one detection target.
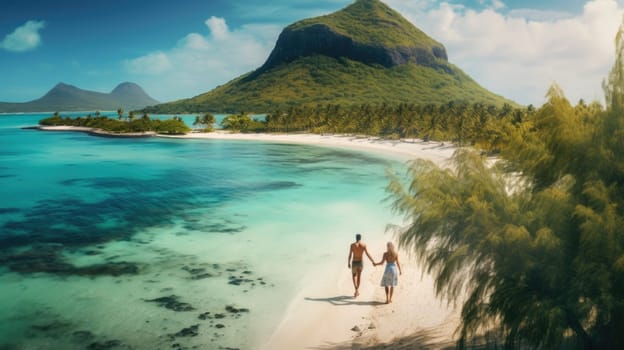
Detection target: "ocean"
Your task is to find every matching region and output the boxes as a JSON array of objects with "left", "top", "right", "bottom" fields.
[{"left": 0, "top": 112, "right": 403, "bottom": 349}]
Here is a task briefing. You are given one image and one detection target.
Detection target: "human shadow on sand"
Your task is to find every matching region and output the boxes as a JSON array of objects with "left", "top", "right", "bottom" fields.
[
  {"left": 315, "top": 327, "right": 457, "bottom": 350},
  {"left": 304, "top": 296, "right": 385, "bottom": 306}
]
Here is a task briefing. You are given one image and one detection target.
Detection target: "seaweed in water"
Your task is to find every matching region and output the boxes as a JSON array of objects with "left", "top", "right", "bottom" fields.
[
  {"left": 144, "top": 295, "right": 196, "bottom": 312},
  {"left": 172, "top": 324, "right": 199, "bottom": 338},
  {"left": 0, "top": 245, "right": 141, "bottom": 276},
  {"left": 0, "top": 169, "right": 243, "bottom": 275}
]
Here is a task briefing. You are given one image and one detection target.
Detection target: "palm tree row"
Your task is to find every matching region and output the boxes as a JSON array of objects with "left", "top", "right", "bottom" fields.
[
  {"left": 261, "top": 101, "right": 595, "bottom": 153},
  {"left": 219, "top": 99, "right": 603, "bottom": 154}
]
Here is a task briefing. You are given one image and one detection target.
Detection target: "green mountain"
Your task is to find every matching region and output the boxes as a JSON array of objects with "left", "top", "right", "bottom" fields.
[
  {"left": 0, "top": 82, "right": 159, "bottom": 113},
  {"left": 146, "top": 0, "right": 513, "bottom": 114}
]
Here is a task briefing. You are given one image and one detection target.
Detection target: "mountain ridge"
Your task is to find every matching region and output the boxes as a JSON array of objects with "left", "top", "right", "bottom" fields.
[
  {"left": 257, "top": 0, "right": 448, "bottom": 74},
  {"left": 0, "top": 82, "right": 159, "bottom": 113}
]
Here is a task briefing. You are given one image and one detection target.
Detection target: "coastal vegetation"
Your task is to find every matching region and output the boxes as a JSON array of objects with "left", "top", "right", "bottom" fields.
[
  {"left": 192, "top": 113, "right": 217, "bottom": 132},
  {"left": 39, "top": 113, "right": 190, "bottom": 135},
  {"left": 386, "top": 26, "right": 624, "bottom": 350},
  {"left": 219, "top": 113, "right": 265, "bottom": 132},
  {"left": 217, "top": 101, "right": 534, "bottom": 154}
]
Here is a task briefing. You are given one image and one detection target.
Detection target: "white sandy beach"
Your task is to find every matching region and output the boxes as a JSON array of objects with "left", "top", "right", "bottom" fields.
[
  {"left": 159, "top": 130, "right": 456, "bottom": 164},
  {"left": 163, "top": 131, "right": 461, "bottom": 350},
  {"left": 260, "top": 246, "right": 460, "bottom": 350},
  {"left": 37, "top": 126, "right": 461, "bottom": 349}
]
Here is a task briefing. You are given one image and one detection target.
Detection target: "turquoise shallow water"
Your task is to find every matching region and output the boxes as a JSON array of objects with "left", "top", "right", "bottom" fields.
[{"left": 0, "top": 113, "right": 402, "bottom": 349}]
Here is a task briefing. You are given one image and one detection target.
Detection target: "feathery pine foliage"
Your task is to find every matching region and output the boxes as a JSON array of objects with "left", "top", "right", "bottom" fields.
[{"left": 386, "top": 24, "right": 624, "bottom": 349}]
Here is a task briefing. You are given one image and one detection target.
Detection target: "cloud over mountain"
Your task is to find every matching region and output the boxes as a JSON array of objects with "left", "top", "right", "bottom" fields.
[
  {"left": 389, "top": 0, "right": 623, "bottom": 105},
  {"left": 124, "top": 17, "right": 279, "bottom": 101},
  {"left": 0, "top": 20, "right": 45, "bottom": 52}
]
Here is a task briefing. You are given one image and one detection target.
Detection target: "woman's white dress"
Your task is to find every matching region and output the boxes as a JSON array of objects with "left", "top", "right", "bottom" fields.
[{"left": 380, "top": 262, "right": 398, "bottom": 287}]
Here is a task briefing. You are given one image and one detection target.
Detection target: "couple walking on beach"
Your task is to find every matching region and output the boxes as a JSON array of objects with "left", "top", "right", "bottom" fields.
[{"left": 348, "top": 233, "right": 402, "bottom": 304}]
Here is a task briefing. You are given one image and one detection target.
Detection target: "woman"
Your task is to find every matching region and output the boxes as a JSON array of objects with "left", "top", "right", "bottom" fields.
[{"left": 374, "top": 242, "right": 402, "bottom": 304}]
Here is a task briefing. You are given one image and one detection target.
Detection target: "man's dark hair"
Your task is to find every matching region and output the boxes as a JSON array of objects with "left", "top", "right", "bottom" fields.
[{"left": 356, "top": 233, "right": 362, "bottom": 241}]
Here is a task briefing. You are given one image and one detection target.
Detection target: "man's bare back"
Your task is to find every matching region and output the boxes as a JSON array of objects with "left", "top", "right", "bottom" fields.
[{"left": 350, "top": 242, "right": 367, "bottom": 261}]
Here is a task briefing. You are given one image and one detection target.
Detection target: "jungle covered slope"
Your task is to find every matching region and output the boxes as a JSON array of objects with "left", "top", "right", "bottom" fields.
[{"left": 145, "top": 0, "right": 512, "bottom": 114}]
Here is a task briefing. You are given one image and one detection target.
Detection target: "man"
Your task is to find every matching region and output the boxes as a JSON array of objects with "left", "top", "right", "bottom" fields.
[{"left": 348, "top": 233, "right": 375, "bottom": 298}]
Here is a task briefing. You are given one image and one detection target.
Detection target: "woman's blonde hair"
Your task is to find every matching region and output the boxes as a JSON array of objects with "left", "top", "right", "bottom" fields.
[{"left": 386, "top": 242, "right": 397, "bottom": 259}]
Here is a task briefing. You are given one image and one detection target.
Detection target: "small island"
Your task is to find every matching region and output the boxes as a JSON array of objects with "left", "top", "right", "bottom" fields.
[{"left": 34, "top": 111, "right": 194, "bottom": 137}]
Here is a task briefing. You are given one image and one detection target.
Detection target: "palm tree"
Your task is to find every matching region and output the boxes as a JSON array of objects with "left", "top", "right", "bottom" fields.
[
  {"left": 201, "top": 113, "right": 216, "bottom": 130},
  {"left": 425, "top": 106, "right": 438, "bottom": 141}
]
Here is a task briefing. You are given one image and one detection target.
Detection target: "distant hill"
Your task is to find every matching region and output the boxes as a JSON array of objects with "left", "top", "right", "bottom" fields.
[
  {"left": 145, "top": 0, "right": 513, "bottom": 114},
  {"left": 0, "top": 82, "right": 159, "bottom": 113}
]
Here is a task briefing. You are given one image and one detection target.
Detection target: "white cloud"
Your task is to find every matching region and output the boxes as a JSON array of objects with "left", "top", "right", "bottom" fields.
[
  {"left": 387, "top": 0, "right": 624, "bottom": 105},
  {"left": 125, "top": 17, "right": 280, "bottom": 102},
  {"left": 0, "top": 20, "right": 45, "bottom": 52},
  {"left": 507, "top": 9, "right": 573, "bottom": 21},
  {"left": 205, "top": 16, "right": 229, "bottom": 41},
  {"left": 492, "top": 0, "right": 506, "bottom": 10},
  {"left": 124, "top": 51, "right": 172, "bottom": 75}
]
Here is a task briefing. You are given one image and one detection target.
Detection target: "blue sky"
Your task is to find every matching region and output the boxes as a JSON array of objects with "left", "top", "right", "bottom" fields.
[{"left": 1, "top": 0, "right": 623, "bottom": 105}]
